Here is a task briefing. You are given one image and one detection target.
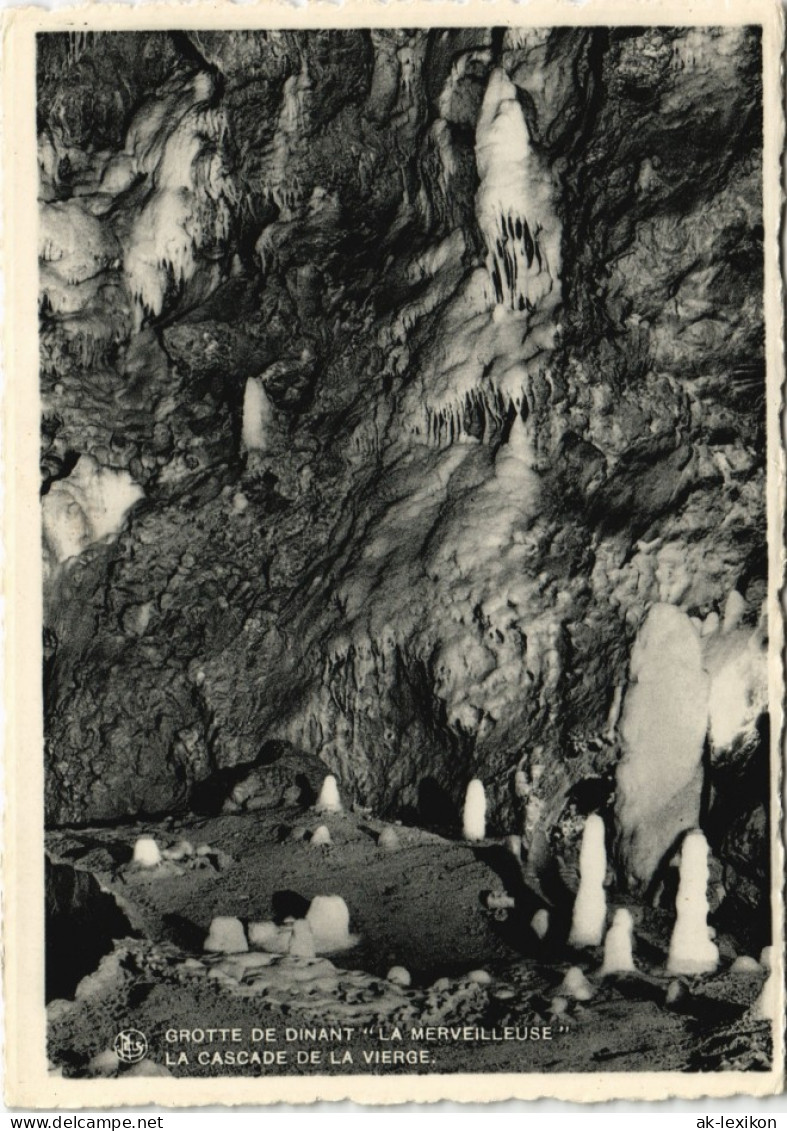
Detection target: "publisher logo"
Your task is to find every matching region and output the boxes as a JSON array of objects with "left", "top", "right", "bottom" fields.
[{"left": 114, "top": 1028, "right": 148, "bottom": 1064}]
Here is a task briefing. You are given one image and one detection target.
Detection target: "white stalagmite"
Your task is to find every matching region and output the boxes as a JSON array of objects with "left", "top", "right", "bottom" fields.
[
  {"left": 241, "top": 377, "right": 273, "bottom": 453},
  {"left": 204, "top": 917, "right": 248, "bottom": 954},
  {"left": 752, "top": 946, "right": 776, "bottom": 1021},
  {"left": 530, "top": 908, "right": 550, "bottom": 940},
  {"left": 467, "top": 969, "right": 492, "bottom": 985},
  {"left": 666, "top": 830, "right": 719, "bottom": 975},
  {"left": 600, "top": 908, "right": 636, "bottom": 975},
  {"left": 132, "top": 836, "right": 161, "bottom": 868},
  {"left": 310, "top": 825, "right": 332, "bottom": 847},
  {"left": 387, "top": 966, "right": 411, "bottom": 987},
  {"left": 559, "top": 966, "right": 594, "bottom": 1001},
  {"left": 316, "top": 774, "right": 342, "bottom": 813},
  {"left": 248, "top": 921, "right": 281, "bottom": 952},
  {"left": 462, "top": 779, "right": 486, "bottom": 842},
  {"left": 287, "top": 919, "right": 316, "bottom": 959},
  {"left": 730, "top": 955, "right": 761, "bottom": 975},
  {"left": 722, "top": 589, "right": 746, "bottom": 633},
  {"left": 378, "top": 826, "right": 401, "bottom": 852},
  {"left": 305, "top": 895, "right": 354, "bottom": 953},
  {"left": 568, "top": 814, "right": 607, "bottom": 947}
]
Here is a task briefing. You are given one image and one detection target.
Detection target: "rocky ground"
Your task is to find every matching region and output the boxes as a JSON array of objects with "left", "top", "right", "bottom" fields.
[{"left": 46, "top": 802, "right": 772, "bottom": 1079}]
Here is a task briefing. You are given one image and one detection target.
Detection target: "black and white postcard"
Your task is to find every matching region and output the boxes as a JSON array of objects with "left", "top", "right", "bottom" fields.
[{"left": 3, "top": 0, "right": 784, "bottom": 1105}]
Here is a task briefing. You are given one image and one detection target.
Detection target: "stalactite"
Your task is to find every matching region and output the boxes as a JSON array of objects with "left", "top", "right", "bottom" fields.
[
  {"left": 475, "top": 67, "right": 561, "bottom": 316},
  {"left": 417, "top": 380, "right": 530, "bottom": 453}
]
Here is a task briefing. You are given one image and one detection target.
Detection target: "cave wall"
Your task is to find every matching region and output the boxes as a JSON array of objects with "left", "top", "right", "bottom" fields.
[{"left": 39, "top": 27, "right": 767, "bottom": 896}]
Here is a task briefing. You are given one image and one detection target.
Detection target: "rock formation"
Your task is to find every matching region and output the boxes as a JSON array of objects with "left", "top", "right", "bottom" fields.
[
  {"left": 600, "top": 908, "right": 636, "bottom": 975},
  {"left": 615, "top": 603, "right": 710, "bottom": 890},
  {"left": 568, "top": 813, "right": 608, "bottom": 947},
  {"left": 667, "top": 830, "right": 720, "bottom": 976},
  {"left": 38, "top": 28, "right": 769, "bottom": 943},
  {"left": 305, "top": 895, "right": 355, "bottom": 952},
  {"left": 316, "top": 774, "right": 342, "bottom": 814},
  {"left": 462, "top": 779, "right": 487, "bottom": 842}
]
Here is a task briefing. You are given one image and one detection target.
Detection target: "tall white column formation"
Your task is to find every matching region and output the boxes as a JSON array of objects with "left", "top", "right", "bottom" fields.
[
  {"left": 667, "top": 830, "right": 719, "bottom": 975},
  {"left": 615, "top": 604, "right": 710, "bottom": 890},
  {"left": 242, "top": 377, "right": 274, "bottom": 453},
  {"left": 568, "top": 814, "right": 607, "bottom": 947},
  {"left": 463, "top": 779, "right": 486, "bottom": 842},
  {"left": 752, "top": 946, "right": 777, "bottom": 1021}
]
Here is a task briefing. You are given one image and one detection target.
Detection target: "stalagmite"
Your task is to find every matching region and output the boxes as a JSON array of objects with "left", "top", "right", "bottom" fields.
[
  {"left": 132, "top": 836, "right": 161, "bottom": 868},
  {"left": 248, "top": 921, "right": 281, "bottom": 951},
  {"left": 378, "top": 826, "right": 401, "bottom": 851},
  {"left": 316, "top": 774, "right": 342, "bottom": 813},
  {"left": 600, "top": 909, "right": 636, "bottom": 975},
  {"left": 463, "top": 779, "right": 486, "bottom": 842},
  {"left": 305, "top": 895, "right": 355, "bottom": 952},
  {"left": 665, "top": 980, "right": 687, "bottom": 1007},
  {"left": 568, "top": 814, "right": 607, "bottom": 947},
  {"left": 287, "top": 919, "right": 316, "bottom": 959},
  {"left": 241, "top": 377, "right": 273, "bottom": 453},
  {"left": 530, "top": 908, "right": 550, "bottom": 940},
  {"left": 88, "top": 1049, "right": 120, "bottom": 1078},
  {"left": 730, "top": 955, "right": 761, "bottom": 975},
  {"left": 666, "top": 830, "right": 719, "bottom": 975},
  {"left": 387, "top": 966, "right": 411, "bottom": 987},
  {"left": 752, "top": 946, "right": 776, "bottom": 1021},
  {"left": 467, "top": 969, "right": 492, "bottom": 985},
  {"left": 559, "top": 966, "right": 594, "bottom": 1001},
  {"left": 310, "top": 825, "right": 332, "bottom": 847},
  {"left": 722, "top": 589, "right": 746, "bottom": 633},
  {"left": 204, "top": 917, "right": 248, "bottom": 954}
]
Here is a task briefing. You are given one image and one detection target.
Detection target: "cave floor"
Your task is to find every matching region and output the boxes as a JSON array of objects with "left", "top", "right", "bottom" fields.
[{"left": 46, "top": 808, "right": 772, "bottom": 1079}]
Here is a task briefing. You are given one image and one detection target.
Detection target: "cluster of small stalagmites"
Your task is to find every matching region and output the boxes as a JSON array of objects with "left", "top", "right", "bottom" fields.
[
  {"left": 126, "top": 909, "right": 503, "bottom": 1033},
  {"left": 298, "top": 774, "right": 342, "bottom": 848},
  {"left": 199, "top": 893, "right": 360, "bottom": 966},
  {"left": 127, "top": 834, "right": 233, "bottom": 876},
  {"left": 471, "top": 789, "right": 773, "bottom": 1022},
  {"left": 564, "top": 819, "right": 772, "bottom": 1015},
  {"left": 286, "top": 774, "right": 404, "bottom": 853},
  {"left": 277, "top": 774, "right": 348, "bottom": 849}
]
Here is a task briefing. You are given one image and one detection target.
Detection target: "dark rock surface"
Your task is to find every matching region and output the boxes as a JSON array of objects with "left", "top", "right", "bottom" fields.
[
  {"left": 38, "top": 29, "right": 767, "bottom": 928},
  {"left": 46, "top": 855, "right": 135, "bottom": 1000}
]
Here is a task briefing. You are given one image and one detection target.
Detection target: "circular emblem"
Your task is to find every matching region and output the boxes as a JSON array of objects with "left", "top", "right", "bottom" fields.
[{"left": 114, "top": 1028, "right": 148, "bottom": 1065}]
